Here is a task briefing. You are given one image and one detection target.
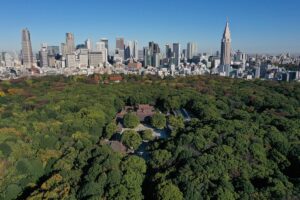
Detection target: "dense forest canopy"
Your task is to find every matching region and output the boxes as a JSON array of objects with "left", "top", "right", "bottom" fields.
[{"left": 0, "top": 74, "right": 299, "bottom": 199}]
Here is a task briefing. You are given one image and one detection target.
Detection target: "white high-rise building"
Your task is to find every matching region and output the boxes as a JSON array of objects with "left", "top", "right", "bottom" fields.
[
  {"left": 95, "top": 41, "right": 108, "bottom": 63},
  {"left": 66, "top": 54, "right": 76, "bottom": 68},
  {"left": 3, "top": 52, "right": 14, "bottom": 67},
  {"left": 0, "top": 53, "right": 3, "bottom": 66},
  {"left": 89, "top": 52, "right": 106, "bottom": 67},
  {"left": 85, "top": 39, "right": 92, "bottom": 51},
  {"left": 96, "top": 41, "right": 106, "bottom": 52},
  {"left": 133, "top": 40, "right": 138, "bottom": 60},
  {"left": 39, "top": 43, "right": 48, "bottom": 67},
  {"left": 235, "top": 50, "right": 247, "bottom": 70},
  {"left": 79, "top": 54, "right": 88, "bottom": 68},
  {"left": 78, "top": 49, "right": 89, "bottom": 68},
  {"left": 100, "top": 38, "right": 109, "bottom": 56},
  {"left": 187, "top": 42, "right": 197, "bottom": 60},
  {"left": 153, "top": 53, "right": 160, "bottom": 68},
  {"left": 61, "top": 43, "right": 67, "bottom": 57}
]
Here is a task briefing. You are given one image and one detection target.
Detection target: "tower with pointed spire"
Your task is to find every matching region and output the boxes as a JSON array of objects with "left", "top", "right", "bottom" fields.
[{"left": 220, "top": 19, "right": 231, "bottom": 66}]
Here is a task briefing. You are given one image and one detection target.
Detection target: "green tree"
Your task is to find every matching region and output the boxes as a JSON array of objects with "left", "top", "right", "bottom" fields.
[
  {"left": 165, "top": 96, "right": 181, "bottom": 110},
  {"left": 104, "top": 122, "right": 118, "bottom": 139},
  {"left": 121, "top": 130, "right": 142, "bottom": 150},
  {"left": 2, "top": 184, "right": 22, "bottom": 200},
  {"left": 141, "top": 129, "right": 154, "bottom": 141},
  {"left": 156, "top": 182, "right": 183, "bottom": 200},
  {"left": 121, "top": 156, "right": 146, "bottom": 174},
  {"left": 169, "top": 115, "right": 184, "bottom": 137},
  {"left": 150, "top": 150, "right": 172, "bottom": 168},
  {"left": 151, "top": 113, "right": 166, "bottom": 129},
  {"left": 123, "top": 113, "right": 140, "bottom": 128}
]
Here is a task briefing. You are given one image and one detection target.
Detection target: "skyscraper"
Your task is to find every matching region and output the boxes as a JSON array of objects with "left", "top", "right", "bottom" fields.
[
  {"left": 149, "top": 42, "right": 160, "bottom": 54},
  {"left": 187, "top": 42, "right": 197, "bottom": 60},
  {"left": 116, "top": 37, "right": 125, "bottom": 60},
  {"left": 21, "top": 28, "right": 34, "bottom": 68},
  {"left": 95, "top": 41, "right": 108, "bottom": 63},
  {"left": 133, "top": 40, "right": 138, "bottom": 60},
  {"left": 61, "top": 43, "right": 67, "bottom": 57},
  {"left": 143, "top": 47, "right": 152, "bottom": 67},
  {"left": 220, "top": 20, "right": 231, "bottom": 66},
  {"left": 66, "top": 33, "right": 75, "bottom": 54},
  {"left": 124, "top": 43, "right": 131, "bottom": 60},
  {"left": 96, "top": 41, "right": 106, "bottom": 52},
  {"left": 47, "top": 46, "right": 60, "bottom": 56},
  {"left": 85, "top": 39, "right": 92, "bottom": 51},
  {"left": 165, "top": 44, "right": 172, "bottom": 59},
  {"left": 116, "top": 37, "right": 124, "bottom": 50},
  {"left": 125, "top": 41, "right": 133, "bottom": 60},
  {"left": 39, "top": 43, "right": 48, "bottom": 67},
  {"left": 100, "top": 38, "right": 109, "bottom": 55},
  {"left": 235, "top": 50, "right": 247, "bottom": 70},
  {"left": 124, "top": 40, "right": 138, "bottom": 60},
  {"left": 173, "top": 43, "right": 180, "bottom": 66}
]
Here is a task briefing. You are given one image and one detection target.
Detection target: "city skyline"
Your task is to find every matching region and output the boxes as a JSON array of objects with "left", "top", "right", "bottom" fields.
[{"left": 0, "top": 0, "right": 300, "bottom": 54}]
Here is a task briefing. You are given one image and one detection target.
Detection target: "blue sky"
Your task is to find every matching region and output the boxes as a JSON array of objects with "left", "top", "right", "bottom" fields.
[{"left": 1, "top": 0, "right": 300, "bottom": 54}]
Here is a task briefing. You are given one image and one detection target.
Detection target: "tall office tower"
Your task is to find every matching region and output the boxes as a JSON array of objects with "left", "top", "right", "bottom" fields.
[
  {"left": 21, "top": 28, "right": 34, "bottom": 68},
  {"left": 116, "top": 37, "right": 125, "bottom": 60},
  {"left": 61, "top": 43, "right": 67, "bottom": 57},
  {"left": 220, "top": 20, "right": 231, "bottom": 66},
  {"left": 85, "top": 39, "right": 92, "bottom": 51},
  {"left": 138, "top": 50, "right": 144, "bottom": 60},
  {"left": 149, "top": 41, "right": 160, "bottom": 54},
  {"left": 235, "top": 50, "right": 247, "bottom": 70},
  {"left": 143, "top": 47, "right": 152, "bottom": 67},
  {"left": 2, "top": 52, "right": 13, "bottom": 67},
  {"left": 66, "top": 33, "right": 75, "bottom": 54},
  {"left": 96, "top": 41, "right": 106, "bottom": 52},
  {"left": 78, "top": 49, "right": 89, "bottom": 68},
  {"left": 126, "top": 40, "right": 134, "bottom": 59},
  {"left": 100, "top": 38, "right": 109, "bottom": 55},
  {"left": 39, "top": 43, "right": 48, "bottom": 67},
  {"left": 66, "top": 54, "right": 76, "bottom": 68},
  {"left": 165, "top": 44, "right": 172, "bottom": 59},
  {"left": 47, "top": 46, "right": 60, "bottom": 56},
  {"left": 124, "top": 40, "right": 138, "bottom": 60},
  {"left": 187, "top": 42, "right": 197, "bottom": 60},
  {"left": 0, "top": 53, "right": 3, "bottom": 67},
  {"left": 182, "top": 49, "right": 187, "bottom": 60},
  {"left": 95, "top": 41, "right": 108, "bottom": 63},
  {"left": 124, "top": 44, "right": 131, "bottom": 60},
  {"left": 133, "top": 40, "right": 138, "bottom": 60},
  {"left": 173, "top": 43, "right": 181, "bottom": 66},
  {"left": 153, "top": 53, "right": 160, "bottom": 68},
  {"left": 116, "top": 37, "right": 125, "bottom": 50}
]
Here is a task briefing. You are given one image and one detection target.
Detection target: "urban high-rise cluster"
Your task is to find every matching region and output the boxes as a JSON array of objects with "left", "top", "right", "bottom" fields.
[{"left": 0, "top": 19, "right": 299, "bottom": 82}]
